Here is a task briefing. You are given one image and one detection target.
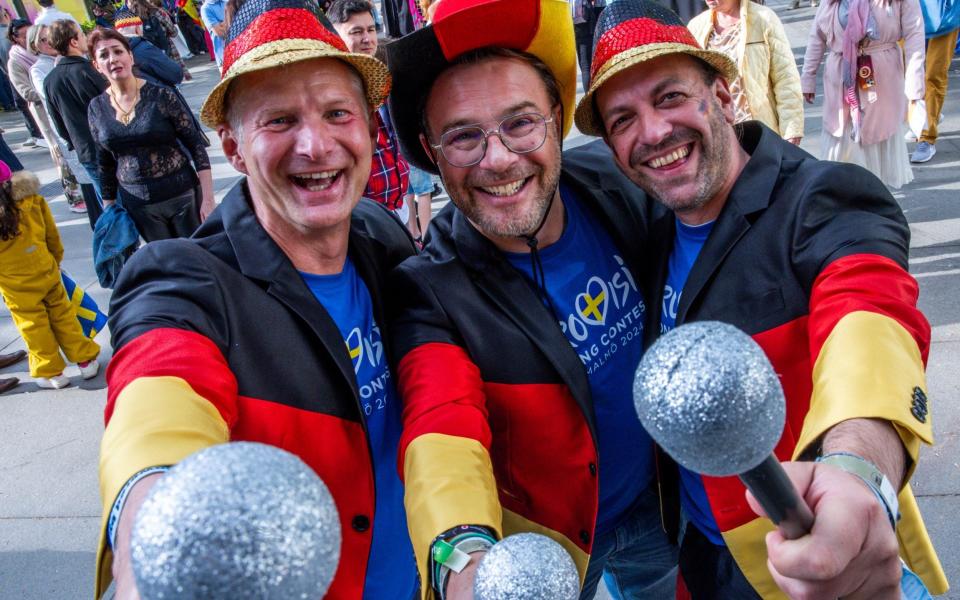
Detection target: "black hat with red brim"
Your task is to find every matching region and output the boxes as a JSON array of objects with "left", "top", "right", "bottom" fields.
[{"left": 385, "top": 0, "right": 577, "bottom": 174}]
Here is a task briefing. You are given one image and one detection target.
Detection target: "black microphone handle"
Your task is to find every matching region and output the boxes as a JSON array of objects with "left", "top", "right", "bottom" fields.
[{"left": 738, "top": 454, "right": 815, "bottom": 540}]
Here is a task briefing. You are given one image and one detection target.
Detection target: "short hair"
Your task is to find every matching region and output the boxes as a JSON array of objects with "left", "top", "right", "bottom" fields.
[
  {"left": 326, "top": 0, "right": 375, "bottom": 24},
  {"left": 47, "top": 19, "right": 78, "bottom": 55},
  {"left": 419, "top": 46, "right": 563, "bottom": 138},
  {"left": 223, "top": 58, "right": 370, "bottom": 133},
  {"left": 37, "top": 0, "right": 54, "bottom": 7},
  {"left": 87, "top": 27, "right": 132, "bottom": 59},
  {"left": 7, "top": 18, "right": 30, "bottom": 44}
]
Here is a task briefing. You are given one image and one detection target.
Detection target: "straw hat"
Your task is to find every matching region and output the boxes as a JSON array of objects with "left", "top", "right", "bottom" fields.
[
  {"left": 574, "top": 0, "right": 738, "bottom": 137},
  {"left": 385, "top": 0, "right": 577, "bottom": 174},
  {"left": 199, "top": 0, "right": 391, "bottom": 128}
]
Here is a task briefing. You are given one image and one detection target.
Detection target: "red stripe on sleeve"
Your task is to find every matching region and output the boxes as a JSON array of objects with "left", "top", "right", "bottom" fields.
[
  {"left": 809, "top": 254, "right": 929, "bottom": 364},
  {"left": 105, "top": 327, "right": 239, "bottom": 427},
  {"left": 396, "top": 342, "right": 492, "bottom": 477}
]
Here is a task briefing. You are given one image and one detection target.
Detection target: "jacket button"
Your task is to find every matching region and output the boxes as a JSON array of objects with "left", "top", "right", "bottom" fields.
[
  {"left": 351, "top": 515, "right": 370, "bottom": 532},
  {"left": 589, "top": 462, "right": 597, "bottom": 476},
  {"left": 579, "top": 529, "right": 590, "bottom": 545}
]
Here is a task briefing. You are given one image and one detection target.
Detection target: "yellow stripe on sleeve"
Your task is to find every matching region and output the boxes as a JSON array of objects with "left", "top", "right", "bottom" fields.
[
  {"left": 96, "top": 376, "right": 231, "bottom": 597},
  {"left": 795, "top": 311, "right": 933, "bottom": 464},
  {"left": 403, "top": 433, "right": 502, "bottom": 600}
]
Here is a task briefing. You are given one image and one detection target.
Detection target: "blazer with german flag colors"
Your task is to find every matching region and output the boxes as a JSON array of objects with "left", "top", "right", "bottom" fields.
[
  {"left": 389, "top": 140, "right": 668, "bottom": 597},
  {"left": 643, "top": 122, "right": 947, "bottom": 597},
  {"left": 97, "top": 182, "right": 416, "bottom": 599}
]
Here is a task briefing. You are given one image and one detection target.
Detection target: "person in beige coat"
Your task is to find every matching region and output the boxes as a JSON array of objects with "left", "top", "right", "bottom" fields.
[{"left": 689, "top": 0, "right": 805, "bottom": 143}]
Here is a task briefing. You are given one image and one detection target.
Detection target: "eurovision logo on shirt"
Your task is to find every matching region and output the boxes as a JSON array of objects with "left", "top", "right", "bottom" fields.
[{"left": 558, "top": 255, "right": 646, "bottom": 375}]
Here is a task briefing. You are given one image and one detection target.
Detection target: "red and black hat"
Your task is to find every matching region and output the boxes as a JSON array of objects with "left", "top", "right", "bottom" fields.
[
  {"left": 385, "top": 0, "right": 576, "bottom": 174},
  {"left": 573, "top": 0, "right": 738, "bottom": 136},
  {"left": 199, "top": 0, "right": 391, "bottom": 127}
]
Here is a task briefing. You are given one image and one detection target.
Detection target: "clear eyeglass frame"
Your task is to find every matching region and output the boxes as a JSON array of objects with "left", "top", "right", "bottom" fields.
[{"left": 431, "top": 112, "right": 555, "bottom": 168}]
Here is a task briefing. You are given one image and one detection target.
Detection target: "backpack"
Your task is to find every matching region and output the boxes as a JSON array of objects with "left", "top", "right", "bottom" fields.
[{"left": 141, "top": 14, "right": 172, "bottom": 55}]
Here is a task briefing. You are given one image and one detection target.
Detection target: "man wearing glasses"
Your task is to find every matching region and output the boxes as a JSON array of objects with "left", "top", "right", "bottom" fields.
[{"left": 384, "top": 1, "right": 677, "bottom": 598}]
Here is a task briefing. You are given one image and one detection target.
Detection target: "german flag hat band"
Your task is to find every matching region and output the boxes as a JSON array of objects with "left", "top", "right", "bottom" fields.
[
  {"left": 199, "top": 0, "right": 391, "bottom": 127},
  {"left": 385, "top": 0, "right": 576, "bottom": 174},
  {"left": 574, "top": 0, "right": 738, "bottom": 137}
]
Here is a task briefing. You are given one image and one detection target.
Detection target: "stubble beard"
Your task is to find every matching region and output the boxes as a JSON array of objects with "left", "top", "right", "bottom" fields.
[
  {"left": 628, "top": 99, "right": 732, "bottom": 215},
  {"left": 449, "top": 147, "right": 563, "bottom": 239}
]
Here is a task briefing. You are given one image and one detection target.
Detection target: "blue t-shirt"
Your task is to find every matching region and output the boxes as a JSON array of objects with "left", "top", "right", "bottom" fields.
[
  {"left": 300, "top": 260, "right": 417, "bottom": 600},
  {"left": 505, "top": 184, "right": 654, "bottom": 534},
  {"left": 659, "top": 217, "right": 726, "bottom": 546}
]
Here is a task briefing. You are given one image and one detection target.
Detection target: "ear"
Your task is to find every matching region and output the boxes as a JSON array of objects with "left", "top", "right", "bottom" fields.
[
  {"left": 418, "top": 133, "right": 438, "bottom": 166},
  {"left": 712, "top": 77, "right": 737, "bottom": 125},
  {"left": 218, "top": 125, "right": 247, "bottom": 175}
]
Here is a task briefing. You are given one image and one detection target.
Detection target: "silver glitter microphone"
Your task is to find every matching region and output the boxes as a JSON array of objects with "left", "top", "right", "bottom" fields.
[
  {"left": 633, "top": 321, "right": 813, "bottom": 539},
  {"left": 130, "top": 442, "right": 341, "bottom": 599},
  {"left": 473, "top": 533, "right": 580, "bottom": 600}
]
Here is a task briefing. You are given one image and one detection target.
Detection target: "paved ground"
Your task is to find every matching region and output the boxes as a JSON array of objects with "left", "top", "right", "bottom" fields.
[{"left": 0, "top": 2, "right": 958, "bottom": 596}]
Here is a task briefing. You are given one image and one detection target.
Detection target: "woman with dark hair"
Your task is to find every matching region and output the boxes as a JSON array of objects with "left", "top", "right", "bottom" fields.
[
  {"left": 6, "top": 18, "right": 44, "bottom": 148},
  {"left": 87, "top": 28, "right": 214, "bottom": 242},
  {"left": 801, "top": 0, "right": 925, "bottom": 188}
]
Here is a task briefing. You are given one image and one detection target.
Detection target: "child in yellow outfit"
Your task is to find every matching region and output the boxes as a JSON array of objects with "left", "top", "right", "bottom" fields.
[{"left": 0, "top": 160, "right": 100, "bottom": 389}]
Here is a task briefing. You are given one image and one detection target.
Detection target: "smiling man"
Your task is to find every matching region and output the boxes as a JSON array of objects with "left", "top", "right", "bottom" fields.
[
  {"left": 96, "top": 1, "right": 419, "bottom": 598},
  {"left": 576, "top": 1, "right": 947, "bottom": 598},
  {"left": 385, "top": 1, "right": 678, "bottom": 598}
]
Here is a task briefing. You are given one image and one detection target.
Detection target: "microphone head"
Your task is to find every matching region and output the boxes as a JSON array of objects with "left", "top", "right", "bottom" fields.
[
  {"left": 633, "top": 321, "right": 785, "bottom": 476},
  {"left": 474, "top": 533, "right": 580, "bottom": 600},
  {"left": 131, "top": 442, "right": 341, "bottom": 599}
]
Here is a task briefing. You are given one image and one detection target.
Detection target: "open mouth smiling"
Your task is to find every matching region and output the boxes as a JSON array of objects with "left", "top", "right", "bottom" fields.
[
  {"left": 290, "top": 170, "right": 342, "bottom": 192},
  {"left": 476, "top": 176, "right": 531, "bottom": 197},
  {"left": 645, "top": 144, "right": 692, "bottom": 170}
]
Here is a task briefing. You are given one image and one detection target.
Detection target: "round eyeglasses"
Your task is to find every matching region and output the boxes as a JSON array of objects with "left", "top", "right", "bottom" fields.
[{"left": 432, "top": 112, "right": 555, "bottom": 168}]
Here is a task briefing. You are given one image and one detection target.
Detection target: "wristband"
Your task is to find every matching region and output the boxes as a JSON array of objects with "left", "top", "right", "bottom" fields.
[
  {"left": 430, "top": 525, "right": 497, "bottom": 599},
  {"left": 817, "top": 452, "right": 899, "bottom": 529},
  {"left": 106, "top": 465, "right": 170, "bottom": 549}
]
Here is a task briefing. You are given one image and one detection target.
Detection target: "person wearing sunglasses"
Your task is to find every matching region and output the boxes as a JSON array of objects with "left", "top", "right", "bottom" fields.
[{"left": 384, "top": 1, "right": 679, "bottom": 598}]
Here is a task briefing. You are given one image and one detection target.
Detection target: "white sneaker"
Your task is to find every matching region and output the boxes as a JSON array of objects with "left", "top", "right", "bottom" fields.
[
  {"left": 36, "top": 374, "right": 71, "bottom": 389},
  {"left": 22, "top": 137, "right": 38, "bottom": 147},
  {"left": 904, "top": 130, "right": 918, "bottom": 142},
  {"left": 36, "top": 138, "right": 49, "bottom": 148},
  {"left": 78, "top": 359, "right": 100, "bottom": 380}
]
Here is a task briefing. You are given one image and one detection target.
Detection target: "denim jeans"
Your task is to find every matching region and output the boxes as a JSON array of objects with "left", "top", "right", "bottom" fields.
[{"left": 580, "top": 484, "right": 678, "bottom": 600}]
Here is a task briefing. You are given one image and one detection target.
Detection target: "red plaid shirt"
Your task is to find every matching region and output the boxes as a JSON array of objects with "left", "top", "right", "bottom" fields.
[{"left": 365, "top": 108, "right": 410, "bottom": 210}]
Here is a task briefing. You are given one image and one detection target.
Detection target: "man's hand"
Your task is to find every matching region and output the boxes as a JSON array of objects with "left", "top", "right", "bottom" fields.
[
  {"left": 211, "top": 21, "right": 227, "bottom": 37},
  {"left": 200, "top": 198, "right": 215, "bottom": 222},
  {"left": 803, "top": 92, "right": 815, "bottom": 104},
  {"left": 746, "top": 461, "right": 901, "bottom": 600},
  {"left": 787, "top": 137, "right": 802, "bottom": 146},
  {"left": 112, "top": 473, "right": 164, "bottom": 600},
  {"left": 445, "top": 551, "right": 486, "bottom": 600}
]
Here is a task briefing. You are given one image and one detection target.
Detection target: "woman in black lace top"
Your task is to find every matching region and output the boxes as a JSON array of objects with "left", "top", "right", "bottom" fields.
[{"left": 87, "top": 28, "right": 213, "bottom": 242}]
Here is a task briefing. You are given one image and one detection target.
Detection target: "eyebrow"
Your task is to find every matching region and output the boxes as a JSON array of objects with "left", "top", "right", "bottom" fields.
[
  {"left": 602, "top": 76, "right": 688, "bottom": 120},
  {"left": 439, "top": 100, "right": 540, "bottom": 133}
]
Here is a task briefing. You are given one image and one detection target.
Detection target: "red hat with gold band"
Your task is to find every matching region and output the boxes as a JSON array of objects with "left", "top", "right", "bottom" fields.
[
  {"left": 573, "top": 0, "right": 738, "bottom": 137},
  {"left": 385, "top": 0, "right": 576, "bottom": 174},
  {"left": 199, "top": 0, "right": 391, "bottom": 127}
]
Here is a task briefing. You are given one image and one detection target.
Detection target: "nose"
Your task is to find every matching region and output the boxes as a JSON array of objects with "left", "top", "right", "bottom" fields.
[
  {"left": 635, "top": 108, "right": 673, "bottom": 149},
  {"left": 477, "top": 131, "right": 518, "bottom": 172},
  {"left": 295, "top": 116, "right": 334, "bottom": 160}
]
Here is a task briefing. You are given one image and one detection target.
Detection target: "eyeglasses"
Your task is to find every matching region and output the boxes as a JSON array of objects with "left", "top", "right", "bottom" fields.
[{"left": 431, "top": 112, "right": 554, "bottom": 168}]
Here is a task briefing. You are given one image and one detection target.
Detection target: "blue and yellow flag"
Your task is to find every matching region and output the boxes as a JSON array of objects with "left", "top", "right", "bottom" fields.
[{"left": 61, "top": 272, "right": 109, "bottom": 339}]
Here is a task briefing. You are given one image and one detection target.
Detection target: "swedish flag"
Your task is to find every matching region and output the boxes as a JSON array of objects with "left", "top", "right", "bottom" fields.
[{"left": 61, "top": 271, "right": 108, "bottom": 339}]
